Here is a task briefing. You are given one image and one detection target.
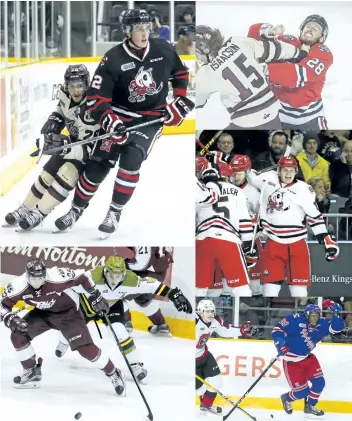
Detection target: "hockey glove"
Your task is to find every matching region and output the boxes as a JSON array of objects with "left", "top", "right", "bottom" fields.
[
  {"left": 41, "top": 112, "right": 66, "bottom": 135},
  {"left": 164, "top": 96, "right": 195, "bottom": 127},
  {"left": 168, "top": 287, "right": 192, "bottom": 313},
  {"left": 87, "top": 289, "right": 110, "bottom": 316},
  {"left": 42, "top": 133, "right": 71, "bottom": 156},
  {"left": 243, "top": 242, "right": 259, "bottom": 268},
  {"left": 101, "top": 112, "right": 129, "bottom": 145},
  {"left": 330, "top": 302, "right": 343, "bottom": 317},
  {"left": 274, "top": 340, "right": 290, "bottom": 356},
  {"left": 321, "top": 234, "right": 339, "bottom": 262},
  {"left": 4, "top": 314, "right": 28, "bottom": 335},
  {"left": 240, "top": 322, "right": 258, "bottom": 338}
]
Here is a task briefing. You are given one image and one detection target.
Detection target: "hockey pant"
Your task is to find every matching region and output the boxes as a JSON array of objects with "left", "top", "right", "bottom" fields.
[{"left": 73, "top": 124, "right": 163, "bottom": 212}]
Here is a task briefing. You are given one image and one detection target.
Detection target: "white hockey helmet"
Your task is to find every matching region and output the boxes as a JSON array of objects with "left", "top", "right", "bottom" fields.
[{"left": 197, "top": 299, "right": 216, "bottom": 318}]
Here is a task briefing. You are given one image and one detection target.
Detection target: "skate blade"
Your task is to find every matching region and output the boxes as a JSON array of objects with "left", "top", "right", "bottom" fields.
[
  {"left": 304, "top": 414, "right": 325, "bottom": 419},
  {"left": 99, "top": 232, "right": 113, "bottom": 240},
  {"left": 13, "top": 382, "right": 41, "bottom": 389},
  {"left": 2, "top": 222, "right": 18, "bottom": 228},
  {"left": 150, "top": 332, "right": 173, "bottom": 337},
  {"left": 52, "top": 228, "right": 67, "bottom": 234},
  {"left": 15, "top": 228, "right": 29, "bottom": 233}
]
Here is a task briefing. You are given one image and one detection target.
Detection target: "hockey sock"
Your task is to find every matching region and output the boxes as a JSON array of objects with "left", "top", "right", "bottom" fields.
[
  {"left": 307, "top": 391, "right": 321, "bottom": 406},
  {"left": 202, "top": 390, "right": 217, "bottom": 407},
  {"left": 124, "top": 309, "right": 132, "bottom": 322},
  {"left": 148, "top": 309, "right": 166, "bottom": 325},
  {"left": 74, "top": 171, "right": 101, "bottom": 208},
  {"left": 110, "top": 168, "right": 140, "bottom": 210},
  {"left": 23, "top": 170, "right": 54, "bottom": 209}
]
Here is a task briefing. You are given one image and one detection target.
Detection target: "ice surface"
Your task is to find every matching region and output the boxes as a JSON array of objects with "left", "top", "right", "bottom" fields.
[
  {"left": 0, "top": 134, "right": 194, "bottom": 246},
  {"left": 196, "top": 408, "right": 352, "bottom": 421},
  {"left": 197, "top": 2, "right": 352, "bottom": 129},
  {"left": 0, "top": 321, "right": 194, "bottom": 421}
]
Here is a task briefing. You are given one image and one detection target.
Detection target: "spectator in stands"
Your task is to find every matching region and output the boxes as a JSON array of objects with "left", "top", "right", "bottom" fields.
[
  {"left": 329, "top": 140, "right": 352, "bottom": 198},
  {"left": 252, "top": 131, "right": 289, "bottom": 171},
  {"left": 176, "top": 26, "right": 195, "bottom": 55},
  {"left": 318, "top": 130, "right": 346, "bottom": 163},
  {"left": 296, "top": 132, "right": 331, "bottom": 190},
  {"left": 149, "top": 9, "right": 170, "bottom": 40},
  {"left": 216, "top": 133, "right": 234, "bottom": 154},
  {"left": 306, "top": 177, "right": 334, "bottom": 236}
]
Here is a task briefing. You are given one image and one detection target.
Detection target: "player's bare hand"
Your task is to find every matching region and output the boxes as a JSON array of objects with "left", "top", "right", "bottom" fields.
[{"left": 271, "top": 25, "right": 285, "bottom": 36}]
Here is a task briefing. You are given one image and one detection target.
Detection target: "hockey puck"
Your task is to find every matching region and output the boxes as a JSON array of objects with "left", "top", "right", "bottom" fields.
[
  {"left": 270, "top": 415, "right": 274, "bottom": 418},
  {"left": 74, "top": 413, "right": 82, "bottom": 420}
]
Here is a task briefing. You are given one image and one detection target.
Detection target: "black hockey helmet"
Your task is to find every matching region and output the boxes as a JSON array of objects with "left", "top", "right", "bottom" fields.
[
  {"left": 64, "top": 64, "right": 90, "bottom": 90},
  {"left": 122, "top": 9, "right": 152, "bottom": 35},
  {"left": 300, "top": 14, "right": 328, "bottom": 43},
  {"left": 26, "top": 259, "right": 46, "bottom": 289}
]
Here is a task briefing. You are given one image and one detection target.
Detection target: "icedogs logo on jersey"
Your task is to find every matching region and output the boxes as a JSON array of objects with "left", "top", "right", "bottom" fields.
[
  {"left": 267, "top": 190, "right": 290, "bottom": 213},
  {"left": 128, "top": 66, "right": 163, "bottom": 103}
]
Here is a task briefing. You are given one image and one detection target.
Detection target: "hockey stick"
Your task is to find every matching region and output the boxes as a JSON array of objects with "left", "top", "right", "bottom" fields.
[
  {"left": 195, "top": 375, "right": 257, "bottom": 421},
  {"left": 42, "top": 117, "right": 166, "bottom": 156},
  {"left": 103, "top": 314, "right": 153, "bottom": 421},
  {"left": 223, "top": 357, "right": 278, "bottom": 420},
  {"left": 197, "top": 130, "right": 223, "bottom": 156}
]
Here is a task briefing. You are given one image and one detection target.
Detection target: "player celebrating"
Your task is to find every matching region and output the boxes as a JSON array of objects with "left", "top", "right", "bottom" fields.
[
  {"left": 196, "top": 299, "right": 256, "bottom": 415},
  {"left": 196, "top": 25, "right": 308, "bottom": 129},
  {"left": 4, "top": 64, "right": 99, "bottom": 231},
  {"left": 123, "top": 247, "right": 174, "bottom": 335},
  {"left": 54, "top": 256, "right": 192, "bottom": 383},
  {"left": 247, "top": 156, "right": 339, "bottom": 297},
  {"left": 0, "top": 259, "right": 125, "bottom": 394},
  {"left": 248, "top": 15, "right": 332, "bottom": 129},
  {"left": 196, "top": 162, "right": 257, "bottom": 297},
  {"left": 272, "top": 302, "right": 344, "bottom": 417},
  {"left": 55, "top": 9, "right": 194, "bottom": 238}
]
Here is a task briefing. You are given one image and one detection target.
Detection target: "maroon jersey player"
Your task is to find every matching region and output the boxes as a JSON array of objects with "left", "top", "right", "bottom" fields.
[{"left": 0, "top": 259, "right": 125, "bottom": 394}]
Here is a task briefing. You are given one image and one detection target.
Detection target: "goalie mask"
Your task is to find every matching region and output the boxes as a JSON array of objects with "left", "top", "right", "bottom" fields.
[
  {"left": 104, "top": 256, "right": 126, "bottom": 289},
  {"left": 26, "top": 259, "right": 47, "bottom": 290}
]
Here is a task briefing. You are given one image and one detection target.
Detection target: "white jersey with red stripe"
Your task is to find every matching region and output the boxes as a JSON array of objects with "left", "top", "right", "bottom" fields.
[
  {"left": 247, "top": 170, "right": 327, "bottom": 244},
  {"left": 196, "top": 180, "right": 253, "bottom": 245},
  {"left": 241, "top": 181, "right": 260, "bottom": 215},
  {"left": 196, "top": 36, "right": 303, "bottom": 128},
  {"left": 196, "top": 178, "right": 219, "bottom": 206},
  {"left": 196, "top": 314, "right": 240, "bottom": 359}
]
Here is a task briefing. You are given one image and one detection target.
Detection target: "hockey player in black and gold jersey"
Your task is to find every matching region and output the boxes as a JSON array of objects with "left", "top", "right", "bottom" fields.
[
  {"left": 4, "top": 64, "right": 99, "bottom": 231},
  {"left": 55, "top": 256, "right": 192, "bottom": 383},
  {"left": 55, "top": 9, "right": 194, "bottom": 237}
]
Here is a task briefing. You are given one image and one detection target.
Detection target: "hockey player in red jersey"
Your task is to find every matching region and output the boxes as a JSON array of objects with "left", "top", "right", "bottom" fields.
[
  {"left": 248, "top": 15, "right": 332, "bottom": 130},
  {"left": 247, "top": 156, "right": 339, "bottom": 297},
  {"left": 55, "top": 9, "right": 194, "bottom": 237},
  {"left": 196, "top": 162, "right": 258, "bottom": 297}
]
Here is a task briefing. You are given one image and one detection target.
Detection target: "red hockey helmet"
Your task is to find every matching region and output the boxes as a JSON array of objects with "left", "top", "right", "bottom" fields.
[
  {"left": 196, "top": 156, "right": 209, "bottom": 177},
  {"left": 322, "top": 299, "right": 335, "bottom": 311},
  {"left": 218, "top": 162, "right": 234, "bottom": 178},
  {"left": 277, "top": 156, "right": 298, "bottom": 169},
  {"left": 231, "top": 154, "right": 251, "bottom": 172}
]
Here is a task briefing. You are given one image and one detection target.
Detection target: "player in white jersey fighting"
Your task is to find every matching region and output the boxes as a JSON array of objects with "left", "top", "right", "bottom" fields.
[
  {"left": 196, "top": 299, "right": 256, "bottom": 415},
  {"left": 196, "top": 161, "right": 258, "bottom": 297},
  {"left": 196, "top": 25, "right": 309, "bottom": 130},
  {"left": 246, "top": 156, "right": 339, "bottom": 297},
  {"left": 4, "top": 64, "right": 99, "bottom": 231}
]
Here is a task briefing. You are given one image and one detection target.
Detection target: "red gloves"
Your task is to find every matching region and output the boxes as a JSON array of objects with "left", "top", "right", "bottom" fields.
[
  {"left": 101, "top": 113, "right": 129, "bottom": 145},
  {"left": 164, "top": 96, "right": 195, "bottom": 126}
]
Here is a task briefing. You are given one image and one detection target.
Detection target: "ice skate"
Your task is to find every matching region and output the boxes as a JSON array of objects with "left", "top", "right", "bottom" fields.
[
  {"left": 54, "top": 205, "right": 83, "bottom": 232},
  {"left": 125, "top": 321, "right": 133, "bottom": 333},
  {"left": 17, "top": 208, "right": 45, "bottom": 231},
  {"left": 280, "top": 393, "right": 293, "bottom": 414},
  {"left": 107, "top": 368, "right": 125, "bottom": 396},
  {"left": 304, "top": 400, "right": 325, "bottom": 418},
  {"left": 131, "top": 362, "right": 147, "bottom": 384},
  {"left": 4, "top": 204, "right": 30, "bottom": 226},
  {"left": 55, "top": 340, "right": 69, "bottom": 358},
  {"left": 200, "top": 401, "right": 222, "bottom": 415},
  {"left": 148, "top": 323, "right": 171, "bottom": 336},
  {"left": 13, "top": 358, "right": 43, "bottom": 389},
  {"left": 98, "top": 209, "right": 121, "bottom": 239}
]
